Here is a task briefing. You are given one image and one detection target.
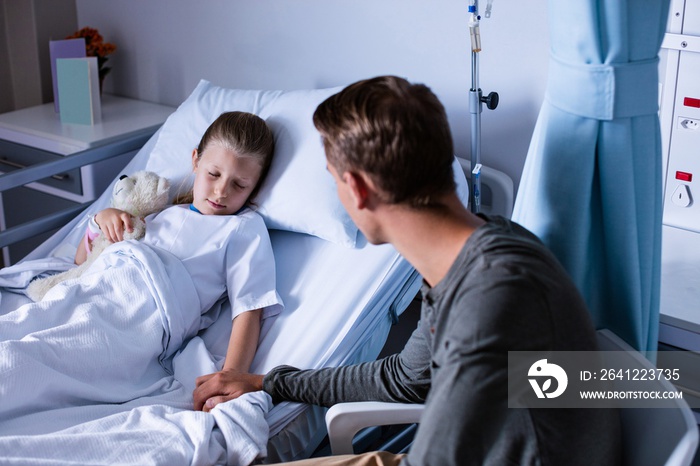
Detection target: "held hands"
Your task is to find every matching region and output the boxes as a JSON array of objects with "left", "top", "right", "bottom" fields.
[
  {"left": 193, "top": 369, "right": 264, "bottom": 412},
  {"left": 95, "top": 208, "right": 134, "bottom": 243}
]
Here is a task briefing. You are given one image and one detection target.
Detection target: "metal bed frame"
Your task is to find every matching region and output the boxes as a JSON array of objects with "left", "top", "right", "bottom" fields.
[{"left": 0, "top": 133, "right": 149, "bottom": 251}]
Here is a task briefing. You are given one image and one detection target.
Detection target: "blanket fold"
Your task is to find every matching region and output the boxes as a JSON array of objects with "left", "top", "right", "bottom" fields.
[
  {"left": 0, "top": 242, "right": 270, "bottom": 465},
  {"left": 0, "top": 242, "right": 199, "bottom": 419},
  {"left": 0, "top": 392, "right": 272, "bottom": 466}
]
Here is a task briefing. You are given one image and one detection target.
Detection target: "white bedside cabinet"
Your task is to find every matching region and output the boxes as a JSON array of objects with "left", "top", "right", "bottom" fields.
[{"left": 0, "top": 95, "right": 174, "bottom": 265}]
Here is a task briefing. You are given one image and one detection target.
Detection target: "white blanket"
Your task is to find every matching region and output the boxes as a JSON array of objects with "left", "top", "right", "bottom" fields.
[{"left": 0, "top": 242, "right": 270, "bottom": 465}]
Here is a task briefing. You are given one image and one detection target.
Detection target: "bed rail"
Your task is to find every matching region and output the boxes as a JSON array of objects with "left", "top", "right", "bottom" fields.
[{"left": 0, "top": 133, "right": 151, "bottom": 249}]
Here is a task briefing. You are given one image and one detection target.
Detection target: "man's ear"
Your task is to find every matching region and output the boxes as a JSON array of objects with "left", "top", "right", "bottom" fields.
[{"left": 343, "top": 171, "right": 371, "bottom": 209}]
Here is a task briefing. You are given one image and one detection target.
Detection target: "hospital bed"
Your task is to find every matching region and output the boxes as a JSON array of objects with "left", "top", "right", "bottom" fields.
[{"left": 0, "top": 79, "right": 481, "bottom": 464}]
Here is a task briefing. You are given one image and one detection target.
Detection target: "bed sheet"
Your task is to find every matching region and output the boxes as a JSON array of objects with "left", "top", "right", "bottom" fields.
[
  {"left": 0, "top": 230, "right": 418, "bottom": 464},
  {"left": 0, "top": 227, "right": 418, "bottom": 465},
  {"left": 0, "top": 241, "right": 270, "bottom": 465},
  {"left": 0, "top": 124, "right": 469, "bottom": 463}
]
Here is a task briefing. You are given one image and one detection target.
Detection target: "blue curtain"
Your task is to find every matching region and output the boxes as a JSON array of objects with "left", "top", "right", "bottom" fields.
[{"left": 512, "top": 0, "right": 670, "bottom": 353}]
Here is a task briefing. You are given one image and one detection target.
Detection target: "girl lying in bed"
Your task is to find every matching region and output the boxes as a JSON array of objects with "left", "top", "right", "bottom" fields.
[
  {"left": 78, "top": 110, "right": 282, "bottom": 376},
  {"left": 0, "top": 111, "right": 283, "bottom": 425}
]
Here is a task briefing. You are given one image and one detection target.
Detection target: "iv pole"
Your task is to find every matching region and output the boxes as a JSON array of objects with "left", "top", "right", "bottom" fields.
[{"left": 468, "top": 0, "right": 498, "bottom": 214}]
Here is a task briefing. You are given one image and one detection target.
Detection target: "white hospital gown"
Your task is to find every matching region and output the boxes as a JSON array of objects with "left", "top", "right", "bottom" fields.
[{"left": 143, "top": 204, "right": 283, "bottom": 320}]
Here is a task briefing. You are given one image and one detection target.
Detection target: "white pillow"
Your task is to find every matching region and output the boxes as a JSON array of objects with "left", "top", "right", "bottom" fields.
[{"left": 145, "top": 79, "right": 357, "bottom": 247}]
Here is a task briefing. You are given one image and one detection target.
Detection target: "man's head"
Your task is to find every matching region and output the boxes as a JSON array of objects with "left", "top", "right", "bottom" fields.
[{"left": 312, "top": 75, "right": 456, "bottom": 209}]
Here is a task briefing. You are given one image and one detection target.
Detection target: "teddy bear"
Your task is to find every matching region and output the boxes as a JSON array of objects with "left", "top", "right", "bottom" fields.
[{"left": 26, "top": 170, "right": 170, "bottom": 301}]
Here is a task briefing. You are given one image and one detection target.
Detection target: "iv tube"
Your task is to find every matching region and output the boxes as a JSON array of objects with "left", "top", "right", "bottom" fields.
[
  {"left": 469, "top": 1, "right": 482, "bottom": 213},
  {"left": 468, "top": 3, "right": 481, "bottom": 53},
  {"left": 472, "top": 164, "right": 482, "bottom": 211}
]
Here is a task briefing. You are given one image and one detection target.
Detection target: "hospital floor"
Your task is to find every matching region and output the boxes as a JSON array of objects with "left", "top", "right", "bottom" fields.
[{"left": 379, "top": 294, "right": 421, "bottom": 358}]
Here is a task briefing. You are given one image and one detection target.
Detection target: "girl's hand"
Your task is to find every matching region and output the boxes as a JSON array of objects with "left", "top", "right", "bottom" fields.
[{"left": 95, "top": 208, "right": 134, "bottom": 243}]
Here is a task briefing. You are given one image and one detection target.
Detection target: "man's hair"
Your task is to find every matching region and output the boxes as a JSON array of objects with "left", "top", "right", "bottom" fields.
[{"left": 313, "top": 75, "right": 456, "bottom": 207}]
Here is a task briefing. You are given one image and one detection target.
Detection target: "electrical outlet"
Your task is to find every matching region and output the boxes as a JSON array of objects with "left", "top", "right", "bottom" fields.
[{"left": 678, "top": 117, "right": 700, "bottom": 130}]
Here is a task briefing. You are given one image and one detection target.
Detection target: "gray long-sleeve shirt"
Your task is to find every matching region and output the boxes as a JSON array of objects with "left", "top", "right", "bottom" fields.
[{"left": 264, "top": 216, "right": 621, "bottom": 465}]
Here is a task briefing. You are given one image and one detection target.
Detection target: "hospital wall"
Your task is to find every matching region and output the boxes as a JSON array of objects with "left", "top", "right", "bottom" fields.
[
  {"left": 0, "top": 0, "right": 78, "bottom": 112},
  {"left": 77, "top": 1, "right": 550, "bottom": 191}
]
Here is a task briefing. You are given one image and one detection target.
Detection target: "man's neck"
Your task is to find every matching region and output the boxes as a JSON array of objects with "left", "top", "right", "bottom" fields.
[{"left": 381, "top": 195, "right": 485, "bottom": 288}]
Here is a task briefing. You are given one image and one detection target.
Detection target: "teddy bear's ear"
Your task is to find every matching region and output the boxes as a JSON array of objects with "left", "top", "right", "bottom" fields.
[
  {"left": 155, "top": 177, "right": 170, "bottom": 207},
  {"left": 157, "top": 177, "right": 170, "bottom": 197}
]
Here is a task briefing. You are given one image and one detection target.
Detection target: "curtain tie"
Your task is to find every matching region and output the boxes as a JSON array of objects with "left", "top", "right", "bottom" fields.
[{"left": 546, "top": 54, "right": 660, "bottom": 120}]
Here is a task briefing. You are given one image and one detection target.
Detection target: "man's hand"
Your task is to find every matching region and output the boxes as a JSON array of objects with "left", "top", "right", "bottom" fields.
[{"left": 193, "top": 369, "right": 265, "bottom": 412}]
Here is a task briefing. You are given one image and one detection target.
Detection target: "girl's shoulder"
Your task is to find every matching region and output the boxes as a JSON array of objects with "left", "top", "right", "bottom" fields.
[{"left": 235, "top": 207, "right": 268, "bottom": 234}]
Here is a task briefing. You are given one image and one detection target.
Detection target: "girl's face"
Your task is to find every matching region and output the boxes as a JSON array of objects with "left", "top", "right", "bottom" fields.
[{"left": 191, "top": 143, "right": 263, "bottom": 216}]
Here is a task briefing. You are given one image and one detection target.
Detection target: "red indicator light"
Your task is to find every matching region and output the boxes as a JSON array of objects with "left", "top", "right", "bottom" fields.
[
  {"left": 684, "top": 97, "right": 700, "bottom": 108},
  {"left": 676, "top": 171, "right": 693, "bottom": 182}
]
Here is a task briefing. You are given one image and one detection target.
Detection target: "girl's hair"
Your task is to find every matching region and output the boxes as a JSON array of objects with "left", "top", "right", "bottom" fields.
[{"left": 175, "top": 111, "right": 275, "bottom": 205}]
